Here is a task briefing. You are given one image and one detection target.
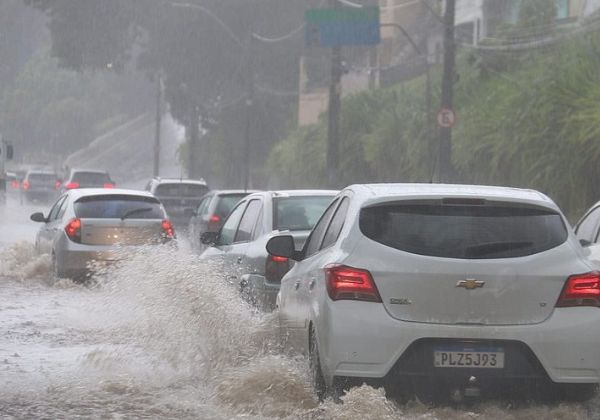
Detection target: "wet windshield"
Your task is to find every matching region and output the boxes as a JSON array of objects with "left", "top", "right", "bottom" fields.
[
  {"left": 274, "top": 196, "right": 334, "bottom": 231},
  {"left": 75, "top": 195, "right": 164, "bottom": 219},
  {"left": 361, "top": 202, "right": 567, "bottom": 258},
  {"left": 154, "top": 183, "right": 208, "bottom": 197}
]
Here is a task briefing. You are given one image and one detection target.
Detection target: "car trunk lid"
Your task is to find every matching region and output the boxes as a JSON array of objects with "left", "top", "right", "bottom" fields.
[
  {"left": 352, "top": 198, "right": 584, "bottom": 325},
  {"left": 79, "top": 219, "right": 163, "bottom": 246}
]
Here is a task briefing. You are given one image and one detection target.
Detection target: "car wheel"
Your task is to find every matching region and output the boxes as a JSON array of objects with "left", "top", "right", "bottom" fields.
[{"left": 309, "top": 327, "right": 328, "bottom": 401}]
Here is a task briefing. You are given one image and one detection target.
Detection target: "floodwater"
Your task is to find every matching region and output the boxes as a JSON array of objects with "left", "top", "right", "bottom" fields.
[{"left": 0, "top": 196, "right": 598, "bottom": 419}]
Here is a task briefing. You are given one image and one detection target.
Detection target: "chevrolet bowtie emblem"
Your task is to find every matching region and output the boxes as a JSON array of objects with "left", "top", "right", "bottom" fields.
[{"left": 456, "top": 279, "right": 485, "bottom": 290}]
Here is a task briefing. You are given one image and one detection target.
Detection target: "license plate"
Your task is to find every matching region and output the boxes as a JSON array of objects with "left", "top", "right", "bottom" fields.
[{"left": 434, "top": 347, "right": 504, "bottom": 369}]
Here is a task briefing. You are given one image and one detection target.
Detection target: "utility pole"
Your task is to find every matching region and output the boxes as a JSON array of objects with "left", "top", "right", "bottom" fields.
[
  {"left": 243, "top": 36, "right": 255, "bottom": 192},
  {"left": 153, "top": 73, "right": 162, "bottom": 177},
  {"left": 439, "top": 0, "right": 456, "bottom": 183},
  {"left": 188, "top": 104, "right": 199, "bottom": 179},
  {"left": 326, "top": 0, "right": 342, "bottom": 188}
]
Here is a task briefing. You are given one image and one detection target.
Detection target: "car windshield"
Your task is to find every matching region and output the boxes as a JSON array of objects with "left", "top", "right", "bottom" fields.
[
  {"left": 74, "top": 195, "right": 164, "bottom": 219},
  {"left": 29, "top": 173, "right": 57, "bottom": 183},
  {"left": 215, "top": 194, "right": 248, "bottom": 217},
  {"left": 360, "top": 201, "right": 568, "bottom": 259},
  {"left": 155, "top": 183, "right": 208, "bottom": 197},
  {"left": 274, "top": 196, "right": 334, "bottom": 231},
  {"left": 72, "top": 172, "right": 111, "bottom": 185}
]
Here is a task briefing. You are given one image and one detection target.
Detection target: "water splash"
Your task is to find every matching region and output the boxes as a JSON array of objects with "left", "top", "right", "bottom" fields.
[{"left": 0, "top": 241, "right": 50, "bottom": 280}]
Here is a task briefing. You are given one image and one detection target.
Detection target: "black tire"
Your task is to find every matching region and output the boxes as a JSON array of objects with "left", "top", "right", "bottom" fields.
[{"left": 309, "top": 328, "right": 328, "bottom": 401}]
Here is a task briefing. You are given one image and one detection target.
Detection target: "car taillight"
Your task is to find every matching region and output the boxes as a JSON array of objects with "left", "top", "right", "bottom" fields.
[
  {"left": 265, "top": 254, "right": 290, "bottom": 283},
  {"left": 65, "top": 218, "right": 82, "bottom": 243},
  {"left": 207, "top": 214, "right": 221, "bottom": 231},
  {"left": 325, "top": 265, "right": 382, "bottom": 303},
  {"left": 103, "top": 183, "right": 115, "bottom": 188},
  {"left": 65, "top": 182, "right": 80, "bottom": 189},
  {"left": 161, "top": 219, "right": 175, "bottom": 239},
  {"left": 556, "top": 271, "right": 600, "bottom": 308},
  {"left": 22, "top": 180, "right": 30, "bottom": 191},
  {"left": 55, "top": 180, "right": 62, "bottom": 190}
]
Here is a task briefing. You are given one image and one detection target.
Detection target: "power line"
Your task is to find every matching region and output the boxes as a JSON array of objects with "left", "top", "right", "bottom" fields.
[
  {"left": 168, "top": 1, "right": 245, "bottom": 48},
  {"left": 252, "top": 25, "right": 305, "bottom": 43}
]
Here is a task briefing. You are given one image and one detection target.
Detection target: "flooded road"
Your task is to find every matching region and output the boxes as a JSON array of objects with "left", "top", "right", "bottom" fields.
[{"left": 1, "top": 197, "right": 598, "bottom": 419}]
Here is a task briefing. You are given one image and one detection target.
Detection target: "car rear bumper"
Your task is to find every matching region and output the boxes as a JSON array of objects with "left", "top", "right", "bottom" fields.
[
  {"left": 57, "top": 240, "right": 141, "bottom": 276},
  {"left": 318, "top": 302, "right": 600, "bottom": 385}
]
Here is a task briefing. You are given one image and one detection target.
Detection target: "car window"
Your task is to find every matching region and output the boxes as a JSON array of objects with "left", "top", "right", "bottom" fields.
[
  {"left": 28, "top": 173, "right": 57, "bottom": 184},
  {"left": 56, "top": 196, "right": 69, "bottom": 220},
  {"left": 74, "top": 195, "right": 165, "bottom": 219},
  {"left": 219, "top": 202, "right": 247, "bottom": 246},
  {"left": 273, "top": 195, "right": 334, "bottom": 231},
  {"left": 234, "top": 199, "right": 262, "bottom": 243},
  {"left": 304, "top": 198, "right": 340, "bottom": 258},
  {"left": 360, "top": 201, "right": 568, "bottom": 259},
  {"left": 48, "top": 196, "right": 67, "bottom": 221},
  {"left": 576, "top": 206, "right": 600, "bottom": 244},
  {"left": 154, "top": 183, "right": 208, "bottom": 197},
  {"left": 215, "top": 194, "right": 248, "bottom": 218},
  {"left": 71, "top": 171, "right": 111, "bottom": 185},
  {"left": 320, "top": 197, "right": 350, "bottom": 250},
  {"left": 252, "top": 206, "right": 264, "bottom": 240},
  {"left": 196, "top": 196, "right": 211, "bottom": 216}
]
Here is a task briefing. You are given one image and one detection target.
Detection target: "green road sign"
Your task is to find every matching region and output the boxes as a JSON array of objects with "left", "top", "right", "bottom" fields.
[{"left": 305, "top": 6, "right": 381, "bottom": 47}]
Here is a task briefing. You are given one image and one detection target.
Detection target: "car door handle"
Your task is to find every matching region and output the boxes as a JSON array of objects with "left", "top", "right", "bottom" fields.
[
  {"left": 309, "top": 278, "right": 316, "bottom": 291},
  {"left": 294, "top": 281, "right": 300, "bottom": 290}
]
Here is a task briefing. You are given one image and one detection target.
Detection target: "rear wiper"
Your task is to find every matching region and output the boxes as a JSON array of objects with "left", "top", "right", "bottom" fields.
[
  {"left": 465, "top": 241, "right": 533, "bottom": 257},
  {"left": 121, "top": 207, "right": 153, "bottom": 220}
]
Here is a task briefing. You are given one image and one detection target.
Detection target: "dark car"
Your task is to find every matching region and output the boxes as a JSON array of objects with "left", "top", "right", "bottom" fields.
[
  {"left": 61, "top": 168, "right": 115, "bottom": 192},
  {"left": 188, "top": 190, "right": 258, "bottom": 251},
  {"left": 145, "top": 177, "right": 209, "bottom": 230},
  {"left": 21, "top": 169, "right": 61, "bottom": 203}
]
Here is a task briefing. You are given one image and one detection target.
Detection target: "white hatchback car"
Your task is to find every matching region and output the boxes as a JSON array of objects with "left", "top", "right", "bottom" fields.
[
  {"left": 267, "top": 184, "right": 600, "bottom": 401},
  {"left": 31, "top": 189, "right": 175, "bottom": 281}
]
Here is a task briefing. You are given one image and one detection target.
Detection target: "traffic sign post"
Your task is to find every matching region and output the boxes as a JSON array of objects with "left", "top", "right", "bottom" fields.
[{"left": 305, "top": 5, "right": 381, "bottom": 187}]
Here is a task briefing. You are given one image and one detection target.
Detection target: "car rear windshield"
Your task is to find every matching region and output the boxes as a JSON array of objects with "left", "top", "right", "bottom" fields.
[
  {"left": 359, "top": 201, "right": 568, "bottom": 259},
  {"left": 215, "top": 194, "right": 248, "bottom": 217},
  {"left": 29, "top": 173, "right": 57, "bottom": 183},
  {"left": 72, "top": 172, "right": 111, "bottom": 185},
  {"left": 75, "top": 195, "right": 164, "bottom": 219},
  {"left": 274, "top": 196, "right": 334, "bottom": 231},
  {"left": 155, "top": 183, "right": 208, "bottom": 197}
]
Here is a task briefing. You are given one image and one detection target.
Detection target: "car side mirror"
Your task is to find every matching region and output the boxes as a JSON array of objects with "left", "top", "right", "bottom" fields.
[
  {"left": 184, "top": 207, "right": 195, "bottom": 217},
  {"left": 580, "top": 239, "right": 592, "bottom": 247},
  {"left": 201, "top": 231, "right": 219, "bottom": 246},
  {"left": 266, "top": 235, "right": 303, "bottom": 261},
  {"left": 30, "top": 212, "right": 47, "bottom": 223}
]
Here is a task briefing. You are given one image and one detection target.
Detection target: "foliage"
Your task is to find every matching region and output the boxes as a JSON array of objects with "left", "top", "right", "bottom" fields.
[
  {"left": 1, "top": 49, "right": 148, "bottom": 161},
  {"left": 27, "top": 0, "right": 308, "bottom": 184},
  {"left": 271, "top": 32, "right": 600, "bottom": 219}
]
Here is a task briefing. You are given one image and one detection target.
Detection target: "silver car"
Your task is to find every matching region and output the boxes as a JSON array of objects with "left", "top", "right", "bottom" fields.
[
  {"left": 267, "top": 183, "right": 600, "bottom": 401},
  {"left": 200, "top": 190, "right": 337, "bottom": 311},
  {"left": 31, "top": 188, "right": 175, "bottom": 281}
]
